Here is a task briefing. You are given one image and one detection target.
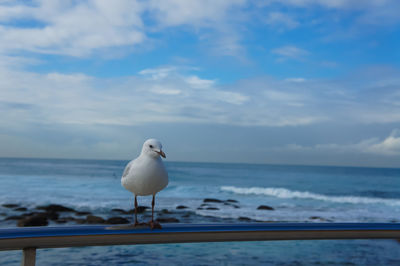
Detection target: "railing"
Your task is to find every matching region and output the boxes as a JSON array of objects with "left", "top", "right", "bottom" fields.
[{"left": 1, "top": 223, "right": 400, "bottom": 266}]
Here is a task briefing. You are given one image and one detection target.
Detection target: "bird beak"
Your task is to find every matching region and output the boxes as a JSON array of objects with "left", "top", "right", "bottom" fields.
[{"left": 157, "top": 150, "right": 166, "bottom": 158}]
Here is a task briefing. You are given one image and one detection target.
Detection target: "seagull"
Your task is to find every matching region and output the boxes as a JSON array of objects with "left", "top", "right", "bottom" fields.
[{"left": 121, "top": 139, "right": 169, "bottom": 229}]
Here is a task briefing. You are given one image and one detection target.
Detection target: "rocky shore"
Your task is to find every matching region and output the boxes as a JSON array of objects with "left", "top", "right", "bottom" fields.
[{"left": 0, "top": 198, "right": 280, "bottom": 227}]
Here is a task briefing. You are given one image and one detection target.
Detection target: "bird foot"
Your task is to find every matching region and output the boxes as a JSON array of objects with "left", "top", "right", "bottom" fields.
[{"left": 148, "top": 220, "right": 162, "bottom": 229}]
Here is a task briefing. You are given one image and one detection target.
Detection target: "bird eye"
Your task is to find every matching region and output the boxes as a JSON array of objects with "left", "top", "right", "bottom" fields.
[{"left": 149, "top": 145, "right": 153, "bottom": 148}]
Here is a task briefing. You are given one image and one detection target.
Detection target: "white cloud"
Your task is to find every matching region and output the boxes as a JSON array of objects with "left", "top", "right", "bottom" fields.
[
  {"left": 0, "top": 0, "right": 249, "bottom": 58},
  {"left": 217, "top": 91, "right": 249, "bottom": 105},
  {"left": 210, "top": 30, "right": 247, "bottom": 58},
  {"left": 146, "top": 0, "right": 246, "bottom": 28},
  {"left": 150, "top": 85, "right": 182, "bottom": 95},
  {"left": 185, "top": 75, "right": 215, "bottom": 89},
  {"left": 139, "top": 67, "right": 177, "bottom": 80},
  {"left": 258, "top": 0, "right": 400, "bottom": 39},
  {"left": 272, "top": 45, "right": 309, "bottom": 61},
  {"left": 263, "top": 90, "right": 305, "bottom": 107},
  {"left": 46, "top": 72, "right": 92, "bottom": 83},
  {"left": 264, "top": 12, "right": 299, "bottom": 30},
  {"left": 0, "top": 0, "right": 398, "bottom": 62},
  {"left": 0, "top": 55, "right": 42, "bottom": 69},
  {"left": 146, "top": 0, "right": 248, "bottom": 58},
  {"left": 264, "top": 0, "right": 395, "bottom": 10},
  {"left": 1, "top": 62, "right": 400, "bottom": 165},
  {"left": 282, "top": 129, "right": 400, "bottom": 156},
  {"left": 0, "top": 0, "right": 146, "bottom": 57},
  {"left": 139, "top": 66, "right": 216, "bottom": 89},
  {"left": 0, "top": 64, "right": 326, "bottom": 128},
  {"left": 1, "top": 64, "right": 400, "bottom": 128},
  {"left": 365, "top": 129, "right": 400, "bottom": 155}
]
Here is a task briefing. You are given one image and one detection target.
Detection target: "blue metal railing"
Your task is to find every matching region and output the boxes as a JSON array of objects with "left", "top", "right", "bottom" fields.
[{"left": 1, "top": 223, "right": 400, "bottom": 265}]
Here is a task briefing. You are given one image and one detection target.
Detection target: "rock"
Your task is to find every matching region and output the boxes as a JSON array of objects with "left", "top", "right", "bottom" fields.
[
  {"left": 36, "top": 204, "right": 75, "bottom": 212},
  {"left": 112, "top": 208, "right": 128, "bottom": 214},
  {"left": 6, "top": 215, "right": 25, "bottom": 220},
  {"left": 2, "top": 204, "right": 19, "bottom": 208},
  {"left": 203, "top": 198, "right": 223, "bottom": 203},
  {"left": 156, "top": 217, "right": 179, "bottom": 223},
  {"left": 206, "top": 207, "right": 219, "bottom": 210},
  {"left": 257, "top": 205, "right": 274, "bottom": 211},
  {"left": 21, "top": 211, "right": 34, "bottom": 216},
  {"left": 223, "top": 203, "right": 240, "bottom": 208},
  {"left": 75, "top": 219, "right": 86, "bottom": 224},
  {"left": 23, "top": 211, "right": 59, "bottom": 220},
  {"left": 21, "top": 211, "right": 58, "bottom": 220},
  {"left": 86, "top": 215, "right": 105, "bottom": 224},
  {"left": 106, "top": 217, "right": 130, "bottom": 224},
  {"left": 62, "top": 217, "right": 78, "bottom": 222},
  {"left": 20, "top": 212, "right": 42, "bottom": 218},
  {"left": 75, "top": 211, "right": 91, "bottom": 216},
  {"left": 45, "top": 212, "right": 59, "bottom": 221},
  {"left": 309, "top": 216, "right": 327, "bottom": 221},
  {"left": 18, "top": 215, "right": 48, "bottom": 227},
  {"left": 14, "top": 207, "right": 27, "bottom": 212},
  {"left": 137, "top": 206, "right": 149, "bottom": 213},
  {"left": 238, "top": 216, "right": 252, "bottom": 221},
  {"left": 226, "top": 199, "right": 238, "bottom": 203},
  {"left": 55, "top": 216, "right": 80, "bottom": 224},
  {"left": 127, "top": 206, "right": 148, "bottom": 214},
  {"left": 176, "top": 205, "right": 188, "bottom": 209},
  {"left": 161, "top": 209, "right": 172, "bottom": 214}
]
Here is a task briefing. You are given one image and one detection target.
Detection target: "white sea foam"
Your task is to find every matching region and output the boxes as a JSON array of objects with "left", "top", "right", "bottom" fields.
[{"left": 221, "top": 186, "right": 400, "bottom": 207}]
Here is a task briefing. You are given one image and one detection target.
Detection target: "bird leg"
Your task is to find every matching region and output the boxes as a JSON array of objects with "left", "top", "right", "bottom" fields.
[
  {"left": 133, "top": 195, "right": 146, "bottom": 226},
  {"left": 148, "top": 194, "right": 162, "bottom": 229},
  {"left": 134, "top": 195, "right": 139, "bottom": 226}
]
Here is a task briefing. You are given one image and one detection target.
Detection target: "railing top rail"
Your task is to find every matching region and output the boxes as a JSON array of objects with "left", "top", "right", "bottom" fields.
[
  {"left": 1, "top": 223, "right": 400, "bottom": 251},
  {"left": 2, "top": 223, "right": 400, "bottom": 239}
]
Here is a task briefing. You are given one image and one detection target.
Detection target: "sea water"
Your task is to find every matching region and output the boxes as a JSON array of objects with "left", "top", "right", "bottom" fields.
[{"left": 0, "top": 158, "right": 400, "bottom": 265}]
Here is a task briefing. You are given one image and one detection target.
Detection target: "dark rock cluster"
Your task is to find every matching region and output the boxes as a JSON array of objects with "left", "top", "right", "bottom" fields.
[
  {"left": 1, "top": 203, "right": 132, "bottom": 227},
  {"left": 1, "top": 199, "right": 278, "bottom": 227},
  {"left": 257, "top": 205, "right": 274, "bottom": 210},
  {"left": 197, "top": 198, "right": 242, "bottom": 210}
]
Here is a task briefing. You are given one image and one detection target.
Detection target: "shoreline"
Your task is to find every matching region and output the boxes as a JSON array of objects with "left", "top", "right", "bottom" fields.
[{"left": 0, "top": 198, "right": 284, "bottom": 228}]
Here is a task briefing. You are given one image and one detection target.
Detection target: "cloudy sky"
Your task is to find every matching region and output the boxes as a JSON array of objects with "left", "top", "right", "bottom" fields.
[{"left": 0, "top": 0, "right": 400, "bottom": 167}]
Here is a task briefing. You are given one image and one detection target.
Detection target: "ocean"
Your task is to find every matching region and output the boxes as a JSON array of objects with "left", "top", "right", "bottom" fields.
[{"left": 0, "top": 158, "right": 400, "bottom": 265}]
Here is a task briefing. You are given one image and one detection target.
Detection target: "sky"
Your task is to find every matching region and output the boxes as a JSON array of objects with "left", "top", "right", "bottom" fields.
[{"left": 0, "top": 0, "right": 400, "bottom": 167}]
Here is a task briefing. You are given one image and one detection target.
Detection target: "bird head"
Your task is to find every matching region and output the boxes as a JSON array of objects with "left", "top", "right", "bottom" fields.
[{"left": 141, "top": 139, "right": 166, "bottom": 159}]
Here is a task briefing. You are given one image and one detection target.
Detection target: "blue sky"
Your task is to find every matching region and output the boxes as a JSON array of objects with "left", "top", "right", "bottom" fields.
[{"left": 0, "top": 0, "right": 400, "bottom": 167}]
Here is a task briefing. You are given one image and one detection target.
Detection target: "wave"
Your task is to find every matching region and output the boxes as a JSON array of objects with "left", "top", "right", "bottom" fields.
[{"left": 221, "top": 186, "right": 400, "bottom": 207}]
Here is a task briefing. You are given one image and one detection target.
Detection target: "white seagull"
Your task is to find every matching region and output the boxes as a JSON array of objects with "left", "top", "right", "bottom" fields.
[{"left": 121, "top": 139, "right": 169, "bottom": 229}]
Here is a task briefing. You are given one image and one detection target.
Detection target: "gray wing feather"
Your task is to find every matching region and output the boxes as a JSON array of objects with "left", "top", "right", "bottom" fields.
[{"left": 122, "top": 161, "right": 133, "bottom": 178}]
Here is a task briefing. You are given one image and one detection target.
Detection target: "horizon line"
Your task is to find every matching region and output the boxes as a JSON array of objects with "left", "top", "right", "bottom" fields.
[{"left": 0, "top": 156, "right": 399, "bottom": 170}]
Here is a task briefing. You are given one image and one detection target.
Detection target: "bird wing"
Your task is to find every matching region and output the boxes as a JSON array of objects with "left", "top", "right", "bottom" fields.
[{"left": 122, "top": 160, "right": 134, "bottom": 178}]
